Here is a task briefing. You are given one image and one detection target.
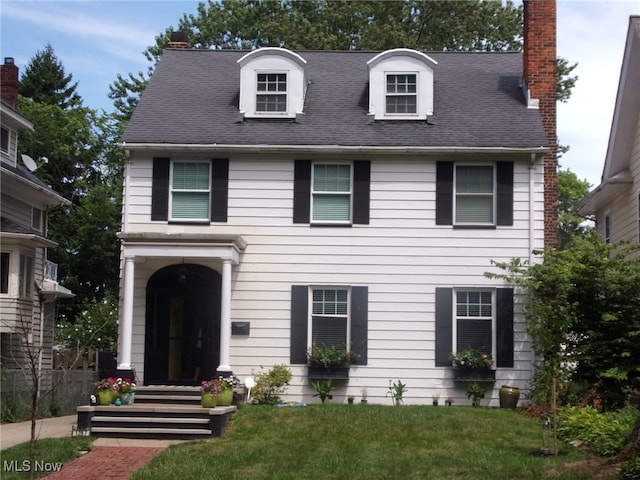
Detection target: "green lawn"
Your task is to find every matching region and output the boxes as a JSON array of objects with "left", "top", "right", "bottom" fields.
[{"left": 132, "top": 404, "right": 619, "bottom": 480}]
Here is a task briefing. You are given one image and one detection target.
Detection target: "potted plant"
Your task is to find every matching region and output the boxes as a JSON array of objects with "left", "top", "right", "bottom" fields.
[
  {"left": 307, "top": 343, "right": 360, "bottom": 380},
  {"left": 445, "top": 396, "right": 454, "bottom": 406},
  {"left": 311, "top": 379, "right": 334, "bottom": 403},
  {"left": 94, "top": 377, "right": 119, "bottom": 405},
  {"left": 200, "top": 378, "right": 223, "bottom": 408},
  {"left": 386, "top": 379, "right": 408, "bottom": 406},
  {"left": 466, "top": 382, "right": 486, "bottom": 407},
  {"left": 432, "top": 393, "right": 440, "bottom": 406},
  {"left": 450, "top": 348, "right": 496, "bottom": 382},
  {"left": 116, "top": 377, "right": 136, "bottom": 405}
]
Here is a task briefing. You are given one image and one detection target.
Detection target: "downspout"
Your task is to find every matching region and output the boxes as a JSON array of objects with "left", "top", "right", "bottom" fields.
[
  {"left": 529, "top": 154, "right": 536, "bottom": 264},
  {"left": 122, "top": 147, "right": 131, "bottom": 234}
]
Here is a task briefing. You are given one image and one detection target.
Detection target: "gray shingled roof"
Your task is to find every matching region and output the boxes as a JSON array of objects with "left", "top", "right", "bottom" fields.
[{"left": 123, "top": 49, "right": 549, "bottom": 149}]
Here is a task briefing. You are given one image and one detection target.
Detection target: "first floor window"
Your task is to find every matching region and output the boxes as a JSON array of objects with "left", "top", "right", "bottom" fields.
[
  {"left": 290, "top": 285, "right": 368, "bottom": 365},
  {"left": 19, "top": 254, "right": 33, "bottom": 298},
  {"left": 170, "top": 160, "right": 210, "bottom": 221},
  {"left": 312, "top": 163, "right": 352, "bottom": 223},
  {"left": 311, "top": 288, "right": 349, "bottom": 348},
  {"left": 455, "top": 165, "right": 495, "bottom": 225},
  {"left": 0, "top": 253, "right": 9, "bottom": 293},
  {"left": 455, "top": 290, "right": 493, "bottom": 356},
  {"left": 256, "top": 72, "right": 287, "bottom": 112},
  {"left": 386, "top": 73, "right": 417, "bottom": 114},
  {"left": 435, "top": 287, "right": 513, "bottom": 368}
]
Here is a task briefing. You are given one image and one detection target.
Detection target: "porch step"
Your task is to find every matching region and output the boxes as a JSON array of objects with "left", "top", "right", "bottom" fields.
[
  {"left": 77, "top": 402, "right": 236, "bottom": 440},
  {"left": 132, "top": 386, "right": 202, "bottom": 405}
]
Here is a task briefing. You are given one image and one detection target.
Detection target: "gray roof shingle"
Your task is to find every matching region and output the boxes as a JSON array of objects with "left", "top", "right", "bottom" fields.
[{"left": 123, "top": 49, "right": 549, "bottom": 149}]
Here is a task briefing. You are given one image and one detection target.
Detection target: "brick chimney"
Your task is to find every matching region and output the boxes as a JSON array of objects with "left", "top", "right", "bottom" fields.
[
  {"left": 167, "top": 31, "right": 190, "bottom": 49},
  {"left": 523, "top": 0, "right": 558, "bottom": 248},
  {"left": 1, "top": 57, "right": 19, "bottom": 108}
]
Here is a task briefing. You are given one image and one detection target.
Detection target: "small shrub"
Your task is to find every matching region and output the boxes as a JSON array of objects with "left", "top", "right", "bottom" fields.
[
  {"left": 251, "top": 364, "right": 292, "bottom": 405},
  {"left": 621, "top": 456, "right": 640, "bottom": 480},
  {"left": 558, "top": 405, "right": 638, "bottom": 456}
]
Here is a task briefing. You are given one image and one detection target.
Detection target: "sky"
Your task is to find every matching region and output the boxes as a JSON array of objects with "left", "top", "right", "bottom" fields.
[{"left": 1, "top": 0, "right": 638, "bottom": 188}]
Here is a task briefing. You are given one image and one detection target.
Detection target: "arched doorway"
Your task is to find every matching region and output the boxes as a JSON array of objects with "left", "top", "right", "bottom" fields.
[{"left": 145, "top": 264, "right": 221, "bottom": 385}]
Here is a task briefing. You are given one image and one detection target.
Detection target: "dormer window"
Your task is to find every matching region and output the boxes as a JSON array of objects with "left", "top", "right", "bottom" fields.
[
  {"left": 256, "top": 73, "right": 287, "bottom": 112},
  {"left": 386, "top": 74, "right": 417, "bottom": 114},
  {"left": 238, "top": 48, "right": 307, "bottom": 119},
  {"left": 368, "top": 49, "right": 437, "bottom": 121}
]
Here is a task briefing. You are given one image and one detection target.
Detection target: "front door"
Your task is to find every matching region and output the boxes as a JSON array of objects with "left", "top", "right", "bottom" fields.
[{"left": 145, "top": 264, "right": 221, "bottom": 385}]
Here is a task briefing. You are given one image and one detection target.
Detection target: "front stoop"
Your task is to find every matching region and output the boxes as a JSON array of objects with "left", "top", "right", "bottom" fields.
[{"left": 77, "top": 386, "right": 237, "bottom": 440}]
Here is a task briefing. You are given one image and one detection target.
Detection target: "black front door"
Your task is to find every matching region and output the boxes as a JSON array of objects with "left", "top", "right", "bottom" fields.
[{"left": 145, "top": 264, "right": 221, "bottom": 385}]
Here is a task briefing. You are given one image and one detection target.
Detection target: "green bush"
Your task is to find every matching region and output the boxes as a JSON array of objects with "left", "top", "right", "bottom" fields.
[
  {"left": 621, "top": 456, "right": 640, "bottom": 480},
  {"left": 251, "top": 364, "right": 292, "bottom": 405},
  {"left": 558, "top": 405, "right": 638, "bottom": 456}
]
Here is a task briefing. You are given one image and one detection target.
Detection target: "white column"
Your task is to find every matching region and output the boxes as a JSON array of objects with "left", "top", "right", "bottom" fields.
[
  {"left": 118, "top": 256, "right": 135, "bottom": 370},
  {"left": 217, "top": 258, "right": 232, "bottom": 373}
]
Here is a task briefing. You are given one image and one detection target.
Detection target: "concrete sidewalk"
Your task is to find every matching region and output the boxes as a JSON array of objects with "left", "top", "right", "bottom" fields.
[
  {"left": 1, "top": 415, "right": 186, "bottom": 450},
  {"left": 1, "top": 415, "right": 77, "bottom": 450}
]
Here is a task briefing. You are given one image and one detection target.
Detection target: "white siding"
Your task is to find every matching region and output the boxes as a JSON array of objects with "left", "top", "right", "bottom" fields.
[{"left": 123, "top": 152, "right": 543, "bottom": 405}]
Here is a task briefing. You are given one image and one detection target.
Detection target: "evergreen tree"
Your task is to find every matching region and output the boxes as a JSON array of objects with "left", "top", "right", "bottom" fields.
[{"left": 19, "top": 43, "right": 81, "bottom": 109}]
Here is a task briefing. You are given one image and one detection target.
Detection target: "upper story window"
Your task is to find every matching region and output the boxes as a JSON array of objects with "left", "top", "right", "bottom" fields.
[
  {"left": 238, "top": 48, "right": 307, "bottom": 119},
  {"left": 32, "top": 207, "right": 43, "bottom": 232},
  {"left": 312, "top": 163, "right": 352, "bottom": 223},
  {"left": 436, "top": 161, "right": 513, "bottom": 228},
  {"left": 0, "top": 126, "right": 9, "bottom": 153},
  {"left": 368, "top": 49, "right": 436, "bottom": 121},
  {"left": 19, "top": 254, "right": 33, "bottom": 298},
  {"left": 256, "top": 73, "right": 287, "bottom": 112},
  {"left": 170, "top": 160, "right": 210, "bottom": 222},
  {"left": 604, "top": 213, "right": 611, "bottom": 244},
  {"left": 386, "top": 74, "right": 417, "bottom": 114},
  {"left": 454, "top": 165, "right": 495, "bottom": 225}
]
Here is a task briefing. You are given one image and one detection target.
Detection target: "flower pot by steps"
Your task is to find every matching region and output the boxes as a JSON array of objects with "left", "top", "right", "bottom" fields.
[
  {"left": 97, "top": 390, "right": 114, "bottom": 405},
  {"left": 499, "top": 385, "right": 520, "bottom": 409},
  {"left": 201, "top": 392, "right": 217, "bottom": 408},
  {"left": 216, "top": 388, "right": 234, "bottom": 406},
  {"left": 120, "top": 392, "right": 135, "bottom": 405}
]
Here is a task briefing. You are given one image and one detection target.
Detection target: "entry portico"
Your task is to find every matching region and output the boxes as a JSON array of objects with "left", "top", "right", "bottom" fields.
[{"left": 116, "top": 232, "right": 246, "bottom": 382}]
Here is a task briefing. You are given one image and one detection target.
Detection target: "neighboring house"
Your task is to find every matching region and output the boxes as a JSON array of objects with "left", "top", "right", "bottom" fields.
[
  {"left": 578, "top": 16, "right": 640, "bottom": 252},
  {"left": 117, "top": 0, "right": 557, "bottom": 405},
  {"left": 0, "top": 57, "right": 73, "bottom": 373}
]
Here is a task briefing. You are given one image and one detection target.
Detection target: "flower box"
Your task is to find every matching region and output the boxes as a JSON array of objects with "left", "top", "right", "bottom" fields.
[
  {"left": 452, "top": 368, "right": 496, "bottom": 382},
  {"left": 308, "top": 366, "right": 350, "bottom": 380}
]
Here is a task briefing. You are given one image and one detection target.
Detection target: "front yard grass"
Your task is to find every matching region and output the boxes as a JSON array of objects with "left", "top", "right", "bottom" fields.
[{"left": 132, "top": 404, "right": 620, "bottom": 480}]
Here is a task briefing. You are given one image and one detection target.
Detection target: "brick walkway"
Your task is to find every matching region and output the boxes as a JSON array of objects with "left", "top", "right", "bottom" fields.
[{"left": 43, "top": 446, "right": 165, "bottom": 480}]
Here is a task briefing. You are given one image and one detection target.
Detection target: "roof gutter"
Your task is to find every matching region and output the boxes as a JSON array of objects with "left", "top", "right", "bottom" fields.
[{"left": 119, "top": 142, "right": 550, "bottom": 156}]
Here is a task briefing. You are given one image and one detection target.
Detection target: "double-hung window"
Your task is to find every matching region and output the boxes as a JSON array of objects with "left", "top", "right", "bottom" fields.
[
  {"left": 311, "top": 288, "right": 350, "bottom": 349},
  {"left": 1, "top": 126, "right": 9, "bottom": 153},
  {"left": 455, "top": 290, "right": 494, "bottom": 357},
  {"left": 256, "top": 73, "right": 287, "bottom": 113},
  {"left": 19, "top": 254, "right": 33, "bottom": 298},
  {"left": 386, "top": 73, "right": 417, "bottom": 114},
  {"left": 312, "top": 164, "right": 352, "bottom": 223},
  {"left": 1, "top": 252, "right": 9, "bottom": 294},
  {"left": 170, "top": 161, "right": 210, "bottom": 221},
  {"left": 454, "top": 165, "right": 495, "bottom": 225}
]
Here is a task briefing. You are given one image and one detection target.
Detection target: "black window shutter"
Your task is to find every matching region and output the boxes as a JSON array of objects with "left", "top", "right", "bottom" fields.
[
  {"left": 353, "top": 161, "right": 370, "bottom": 225},
  {"left": 496, "top": 287, "right": 514, "bottom": 367},
  {"left": 293, "top": 160, "right": 311, "bottom": 223},
  {"left": 496, "top": 162, "right": 514, "bottom": 226},
  {"left": 436, "top": 162, "right": 454, "bottom": 225},
  {"left": 435, "top": 287, "right": 453, "bottom": 366},
  {"left": 350, "top": 286, "right": 368, "bottom": 364},
  {"left": 151, "top": 157, "right": 170, "bottom": 221},
  {"left": 211, "top": 158, "right": 229, "bottom": 222},
  {"left": 290, "top": 285, "right": 309, "bottom": 364}
]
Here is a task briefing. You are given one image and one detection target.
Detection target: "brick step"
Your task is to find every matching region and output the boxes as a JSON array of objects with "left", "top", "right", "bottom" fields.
[{"left": 90, "top": 426, "right": 213, "bottom": 440}]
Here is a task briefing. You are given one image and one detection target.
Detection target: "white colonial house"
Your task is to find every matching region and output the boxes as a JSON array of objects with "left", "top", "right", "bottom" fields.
[
  {"left": 116, "top": 1, "right": 558, "bottom": 406},
  {"left": 579, "top": 16, "right": 640, "bottom": 254}
]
